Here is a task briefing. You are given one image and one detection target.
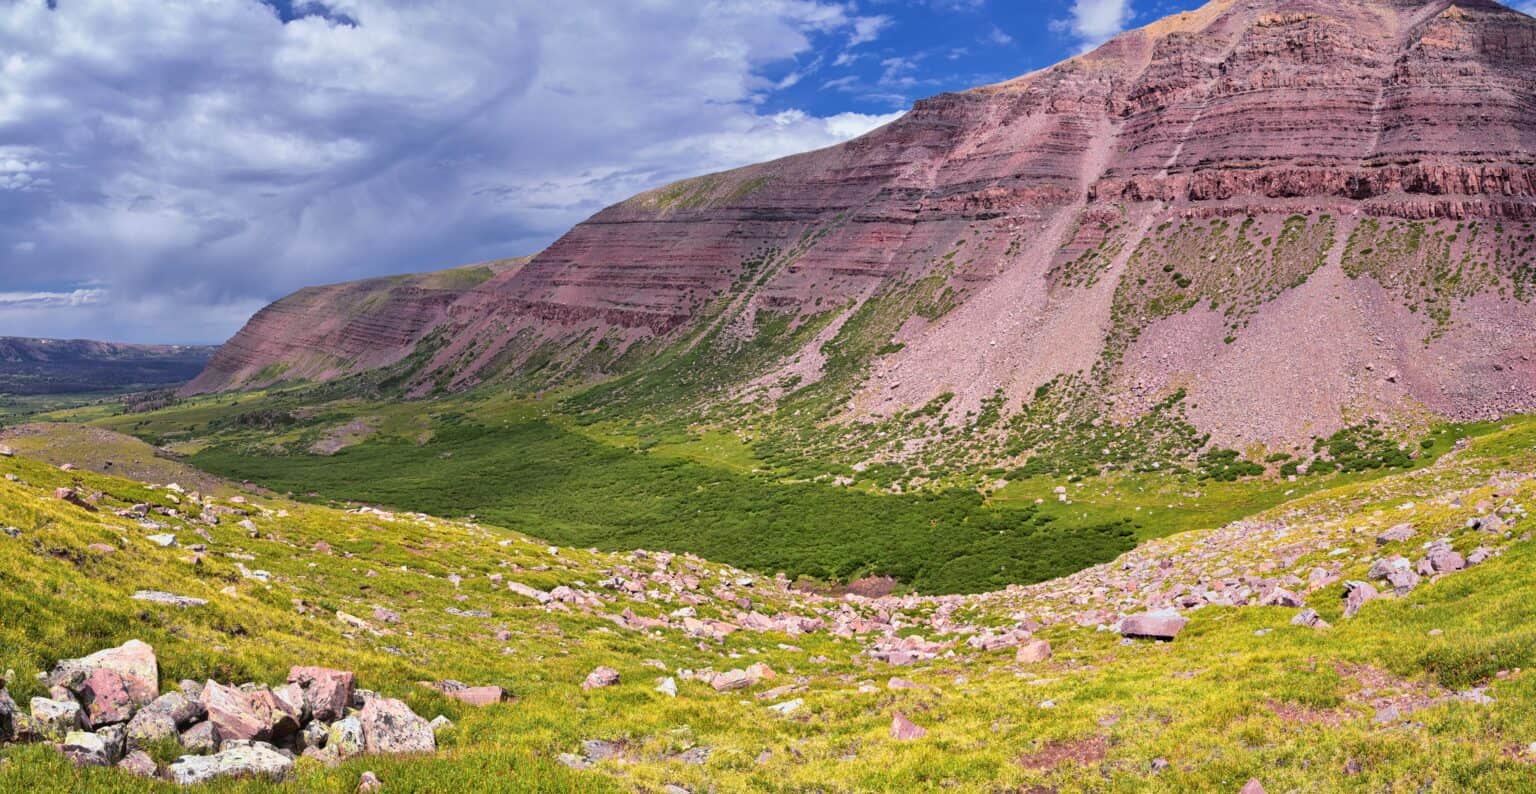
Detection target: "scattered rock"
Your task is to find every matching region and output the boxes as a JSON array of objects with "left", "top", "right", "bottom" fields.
[
  {"left": 710, "top": 669, "right": 757, "bottom": 692},
  {"left": 1120, "top": 610, "right": 1189, "bottom": 641},
  {"left": 890, "top": 712, "right": 927, "bottom": 741},
  {"left": 125, "top": 706, "right": 179, "bottom": 749},
  {"left": 133, "top": 590, "right": 208, "bottom": 608},
  {"left": 767, "top": 698, "right": 803, "bottom": 716},
  {"left": 328, "top": 715, "right": 366, "bottom": 760},
  {"left": 1015, "top": 639, "right": 1052, "bottom": 663},
  {"left": 1291, "top": 609, "right": 1330, "bottom": 629},
  {"left": 1342, "top": 581, "right": 1379, "bottom": 619},
  {"left": 583, "top": 667, "right": 620, "bottom": 690},
  {"left": 506, "top": 582, "right": 552, "bottom": 604},
  {"left": 359, "top": 771, "right": 384, "bottom": 792},
  {"left": 1424, "top": 546, "right": 1466, "bottom": 574},
  {"left": 1376, "top": 524, "right": 1416, "bottom": 545},
  {"left": 48, "top": 640, "right": 159, "bottom": 715},
  {"left": 1240, "top": 779, "right": 1266, "bottom": 794},
  {"left": 1259, "top": 588, "right": 1304, "bottom": 609}
]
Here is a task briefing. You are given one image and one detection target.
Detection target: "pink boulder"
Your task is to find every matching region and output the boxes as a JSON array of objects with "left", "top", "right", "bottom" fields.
[
  {"left": 447, "top": 686, "right": 509, "bottom": 707},
  {"left": 890, "top": 712, "right": 927, "bottom": 741},
  {"left": 287, "top": 667, "right": 356, "bottom": 722},
  {"left": 1120, "top": 612, "right": 1189, "bottom": 641}
]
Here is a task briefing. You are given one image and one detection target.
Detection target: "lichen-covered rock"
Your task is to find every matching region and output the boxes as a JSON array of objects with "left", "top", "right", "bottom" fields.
[
  {"left": 0, "top": 689, "right": 16, "bottom": 742},
  {"left": 168, "top": 742, "right": 294, "bottom": 785},
  {"left": 30, "top": 697, "right": 83, "bottom": 740},
  {"left": 47, "top": 640, "right": 159, "bottom": 723},
  {"left": 125, "top": 707, "right": 179, "bottom": 750},
  {"left": 180, "top": 720, "right": 218, "bottom": 754},
  {"left": 328, "top": 715, "right": 366, "bottom": 760},
  {"left": 118, "top": 749, "right": 159, "bottom": 778},
  {"left": 76, "top": 667, "right": 137, "bottom": 728},
  {"left": 58, "top": 730, "right": 110, "bottom": 767},
  {"left": 357, "top": 697, "right": 434, "bottom": 755},
  {"left": 96, "top": 723, "right": 127, "bottom": 763}
]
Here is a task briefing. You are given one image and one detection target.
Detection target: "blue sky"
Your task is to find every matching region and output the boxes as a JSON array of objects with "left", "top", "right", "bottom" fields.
[
  {"left": 763, "top": 0, "right": 1207, "bottom": 117},
  {"left": 0, "top": 0, "right": 1255, "bottom": 343}
]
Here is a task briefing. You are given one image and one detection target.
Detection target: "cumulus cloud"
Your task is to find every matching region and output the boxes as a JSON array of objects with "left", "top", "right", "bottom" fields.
[
  {"left": 0, "top": 0, "right": 902, "bottom": 343},
  {"left": 1056, "top": 0, "right": 1135, "bottom": 53}
]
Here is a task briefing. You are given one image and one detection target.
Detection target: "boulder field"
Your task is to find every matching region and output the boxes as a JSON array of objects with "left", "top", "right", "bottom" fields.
[{"left": 0, "top": 641, "right": 453, "bottom": 786}]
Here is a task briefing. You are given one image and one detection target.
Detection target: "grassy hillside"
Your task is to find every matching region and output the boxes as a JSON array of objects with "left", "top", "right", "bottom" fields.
[
  {"left": 29, "top": 382, "right": 1479, "bottom": 596},
  {"left": 2, "top": 414, "right": 1536, "bottom": 790}
]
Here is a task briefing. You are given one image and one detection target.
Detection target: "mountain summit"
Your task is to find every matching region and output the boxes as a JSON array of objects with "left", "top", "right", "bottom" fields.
[{"left": 190, "top": 0, "right": 1536, "bottom": 452}]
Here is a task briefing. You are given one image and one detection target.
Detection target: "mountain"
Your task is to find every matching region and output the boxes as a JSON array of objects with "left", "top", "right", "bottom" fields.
[
  {"left": 0, "top": 337, "right": 214, "bottom": 395},
  {"left": 190, "top": 0, "right": 1536, "bottom": 457},
  {"left": 183, "top": 259, "right": 527, "bottom": 394}
]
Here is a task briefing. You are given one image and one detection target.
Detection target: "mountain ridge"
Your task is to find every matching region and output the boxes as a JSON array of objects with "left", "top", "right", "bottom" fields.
[
  {"left": 188, "top": 0, "right": 1536, "bottom": 459},
  {"left": 0, "top": 337, "right": 214, "bottom": 396}
]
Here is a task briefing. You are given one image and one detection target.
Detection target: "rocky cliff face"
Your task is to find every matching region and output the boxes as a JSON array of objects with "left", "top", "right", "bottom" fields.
[{"left": 193, "top": 0, "right": 1536, "bottom": 451}]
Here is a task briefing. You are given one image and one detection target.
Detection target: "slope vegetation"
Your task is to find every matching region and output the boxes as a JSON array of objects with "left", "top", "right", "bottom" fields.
[{"left": 3, "top": 414, "right": 1536, "bottom": 791}]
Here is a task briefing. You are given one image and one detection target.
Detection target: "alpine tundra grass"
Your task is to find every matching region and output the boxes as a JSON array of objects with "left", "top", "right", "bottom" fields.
[{"left": 1, "top": 415, "right": 1536, "bottom": 791}]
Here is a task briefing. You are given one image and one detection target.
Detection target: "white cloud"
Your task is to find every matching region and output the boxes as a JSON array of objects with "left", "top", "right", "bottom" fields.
[
  {"left": 1056, "top": 0, "right": 1135, "bottom": 53},
  {"left": 1514, "top": 1, "right": 1536, "bottom": 16},
  {"left": 849, "top": 15, "right": 892, "bottom": 46},
  {"left": 0, "top": 289, "right": 106, "bottom": 308},
  {"left": 0, "top": 0, "right": 908, "bottom": 343}
]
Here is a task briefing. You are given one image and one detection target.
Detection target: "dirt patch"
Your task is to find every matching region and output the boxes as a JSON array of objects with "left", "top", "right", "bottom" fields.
[
  {"left": 1266, "top": 699, "right": 1348, "bottom": 727},
  {"left": 1334, "top": 663, "right": 1455, "bottom": 723},
  {"left": 308, "top": 418, "right": 380, "bottom": 456},
  {"left": 1017, "top": 735, "right": 1108, "bottom": 771},
  {"left": 846, "top": 576, "right": 900, "bottom": 598},
  {"left": 0, "top": 422, "right": 225, "bottom": 493}
]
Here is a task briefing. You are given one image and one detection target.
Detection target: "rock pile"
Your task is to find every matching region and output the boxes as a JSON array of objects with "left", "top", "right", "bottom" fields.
[{"left": 0, "top": 641, "right": 440, "bottom": 785}]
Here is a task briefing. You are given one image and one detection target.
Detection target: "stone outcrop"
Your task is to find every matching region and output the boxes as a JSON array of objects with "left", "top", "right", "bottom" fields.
[{"left": 2, "top": 641, "right": 440, "bottom": 785}]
